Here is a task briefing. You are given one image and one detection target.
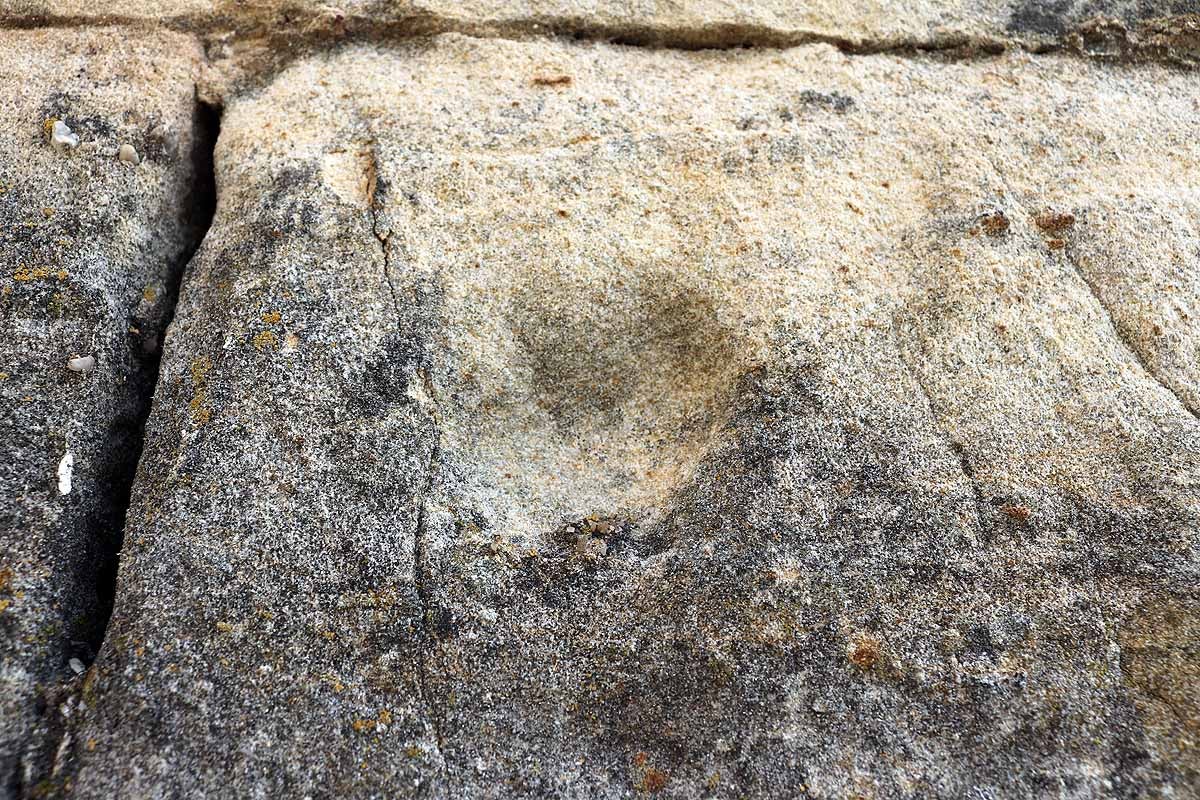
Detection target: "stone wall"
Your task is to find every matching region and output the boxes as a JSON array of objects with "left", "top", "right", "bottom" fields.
[{"left": 1, "top": 3, "right": 1198, "bottom": 798}]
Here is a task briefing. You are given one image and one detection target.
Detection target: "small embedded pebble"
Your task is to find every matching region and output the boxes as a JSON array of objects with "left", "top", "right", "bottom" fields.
[
  {"left": 119, "top": 144, "right": 140, "bottom": 166},
  {"left": 50, "top": 119, "right": 79, "bottom": 151},
  {"left": 69, "top": 657, "right": 86, "bottom": 675},
  {"left": 574, "top": 535, "right": 607, "bottom": 559},
  {"left": 68, "top": 354, "right": 96, "bottom": 373}
]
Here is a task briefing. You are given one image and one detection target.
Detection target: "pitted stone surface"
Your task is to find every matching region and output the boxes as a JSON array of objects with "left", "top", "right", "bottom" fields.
[
  {"left": 0, "top": 27, "right": 210, "bottom": 797},
  {"left": 42, "top": 33, "right": 1200, "bottom": 799}
]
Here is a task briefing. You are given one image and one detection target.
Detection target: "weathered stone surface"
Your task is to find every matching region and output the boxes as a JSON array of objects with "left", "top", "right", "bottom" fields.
[
  {"left": 1, "top": 0, "right": 1198, "bottom": 54},
  {"left": 50, "top": 32, "right": 1200, "bottom": 799},
  {"left": 1067, "top": 195, "right": 1200, "bottom": 416},
  {"left": 0, "top": 27, "right": 210, "bottom": 796}
]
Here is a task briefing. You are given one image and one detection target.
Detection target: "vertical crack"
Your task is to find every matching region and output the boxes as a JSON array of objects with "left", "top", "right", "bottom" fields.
[
  {"left": 891, "top": 313, "right": 990, "bottom": 540},
  {"left": 412, "top": 436, "right": 453, "bottom": 799},
  {"left": 85, "top": 98, "right": 220, "bottom": 658},
  {"left": 365, "top": 143, "right": 454, "bottom": 798},
  {"left": 1060, "top": 244, "right": 1200, "bottom": 421},
  {"left": 12, "top": 95, "right": 221, "bottom": 799}
]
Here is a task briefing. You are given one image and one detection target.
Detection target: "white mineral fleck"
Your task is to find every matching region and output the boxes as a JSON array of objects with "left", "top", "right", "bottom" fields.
[
  {"left": 57, "top": 451, "right": 74, "bottom": 495},
  {"left": 118, "top": 143, "right": 140, "bottom": 165}
]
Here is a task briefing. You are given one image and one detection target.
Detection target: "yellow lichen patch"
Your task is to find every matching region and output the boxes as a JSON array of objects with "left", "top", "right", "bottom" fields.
[
  {"left": 252, "top": 330, "right": 279, "bottom": 351},
  {"left": 142, "top": 286, "right": 157, "bottom": 302},
  {"left": 42, "top": 118, "right": 57, "bottom": 136},
  {"left": 215, "top": 621, "right": 233, "bottom": 633},
  {"left": 0, "top": 566, "right": 14, "bottom": 613},
  {"left": 351, "top": 709, "right": 394, "bottom": 734},
  {"left": 189, "top": 390, "right": 212, "bottom": 425},
  {"left": 11, "top": 265, "right": 67, "bottom": 282},
  {"left": 80, "top": 666, "right": 99, "bottom": 706},
  {"left": 261, "top": 310, "right": 281, "bottom": 324},
  {"left": 13, "top": 266, "right": 51, "bottom": 281},
  {"left": 190, "top": 355, "right": 212, "bottom": 385},
  {"left": 48, "top": 292, "right": 71, "bottom": 317},
  {"left": 188, "top": 355, "right": 214, "bottom": 425}
]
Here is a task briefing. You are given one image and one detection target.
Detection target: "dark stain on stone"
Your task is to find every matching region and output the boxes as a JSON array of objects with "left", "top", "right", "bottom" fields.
[
  {"left": 1008, "top": 0, "right": 1078, "bottom": 36},
  {"left": 1008, "top": 0, "right": 1200, "bottom": 36},
  {"left": 350, "top": 333, "right": 424, "bottom": 417},
  {"left": 797, "top": 89, "right": 856, "bottom": 113},
  {"left": 1118, "top": 593, "right": 1200, "bottom": 786},
  {"left": 964, "top": 624, "right": 998, "bottom": 660}
]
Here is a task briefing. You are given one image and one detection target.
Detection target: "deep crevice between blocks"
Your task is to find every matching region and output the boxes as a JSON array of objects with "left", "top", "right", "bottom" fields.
[
  {"left": 14, "top": 96, "right": 221, "bottom": 800},
  {"left": 85, "top": 98, "right": 220, "bottom": 671}
]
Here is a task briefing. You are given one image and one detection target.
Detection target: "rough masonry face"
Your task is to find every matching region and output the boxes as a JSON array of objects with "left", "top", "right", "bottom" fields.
[
  {"left": 2, "top": 0, "right": 1199, "bottom": 55},
  {"left": 0, "top": 5, "right": 1198, "bottom": 800},
  {"left": 0, "top": 27, "right": 211, "bottom": 797},
  {"left": 53, "top": 32, "right": 1200, "bottom": 800}
]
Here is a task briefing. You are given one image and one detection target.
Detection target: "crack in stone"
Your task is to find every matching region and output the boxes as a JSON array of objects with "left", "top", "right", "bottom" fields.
[
  {"left": 412, "top": 437, "right": 454, "bottom": 800},
  {"left": 364, "top": 143, "right": 454, "bottom": 798},
  {"left": 11, "top": 91, "right": 222, "bottom": 800},
  {"left": 986, "top": 162, "right": 1200, "bottom": 425},
  {"left": 891, "top": 314, "right": 990, "bottom": 541},
  {"left": 365, "top": 147, "right": 403, "bottom": 323},
  {"left": 1, "top": 10, "right": 1196, "bottom": 70},
  {"left": 1059, "top": 244, "right": 1200, "bottom": 422}
]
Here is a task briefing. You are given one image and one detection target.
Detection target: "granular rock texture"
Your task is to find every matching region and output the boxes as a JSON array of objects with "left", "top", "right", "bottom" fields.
[
  {"left": 0, "top": 27, "right": 211, "bottom": 796},
  {"left": 43, "top": 32, "right": 1200, "bottom": 799},
  {"left": 0, "top": 4, "right": 1198, "bottom": 800},
  {"left": 2, "top": 0, "right": 1199, "bottom": 56}
]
